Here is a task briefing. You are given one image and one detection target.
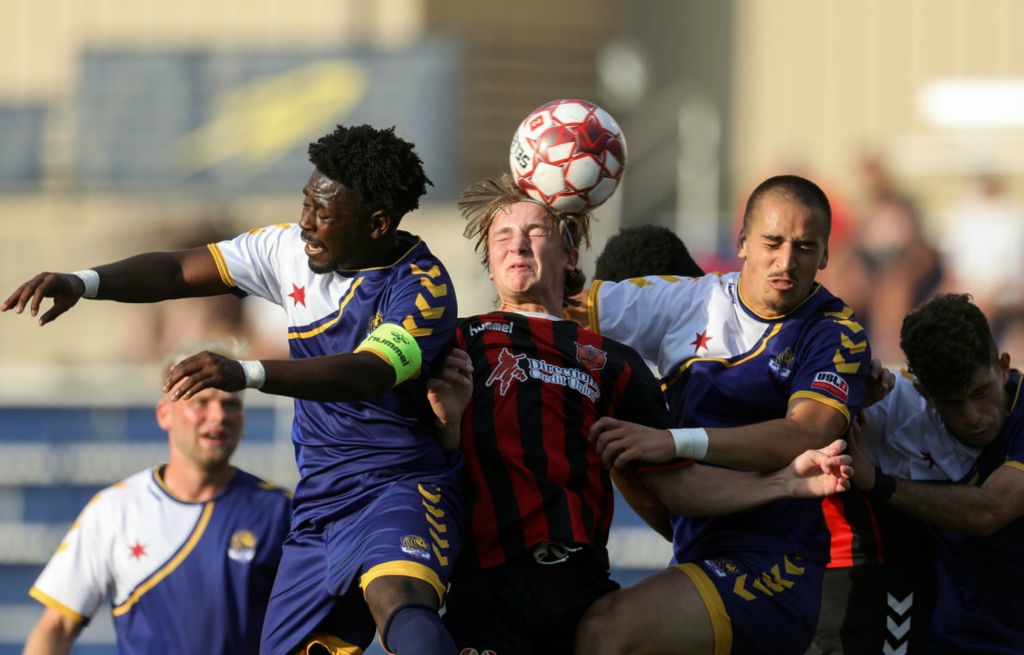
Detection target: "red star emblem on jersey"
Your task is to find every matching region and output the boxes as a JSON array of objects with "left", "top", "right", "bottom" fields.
[
  {"left": 288, "top": 283, "right": 307, "bottom": 307},
  {"left": 920, "top": 450, "right": 938, "bottom": 469},
  {"left": 128, "top": 541, "right": 147, "bottom": 560},
  {"left": 690, "top": 330, "right": 713, "bottom": 353}
]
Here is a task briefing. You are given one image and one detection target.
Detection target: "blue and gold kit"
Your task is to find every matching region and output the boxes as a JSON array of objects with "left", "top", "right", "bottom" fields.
[
  {"left": 929, "top": 371, "right": 1024, "bottom": 653},
  {"left": 210, "top": 225, "right": 463, "bottom": 654},
  {"left": 30, "top": 467, "right": 291, "bottom": 654},
  {"left": 591, "top": 271, "right": 870, "bottom": 654}
]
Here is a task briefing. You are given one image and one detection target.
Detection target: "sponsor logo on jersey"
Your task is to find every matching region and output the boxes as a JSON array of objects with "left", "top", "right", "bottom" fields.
[
  {"left": 486, "top": 347, "right": 601, "bottom": 401},
  {"left": 704, "top": 558, "right": 739, "bottom": 578},
  {"left": 401, "top": 534, "right": 431, "bottom": 561},
  {"left": 228, "top": 530, "right": 257, "bottom": 563},
  {"left": 575, "top": 343, "right": 607, "bottom": 371},
  {"left": 811, "top": 371, "right": 849, "bottom": 402},
  {"left": 769, "top": 347, "right": 795, "bottom": 381},
  {"left": 469, "top": 321, "right": 513, "bottom": 337}
]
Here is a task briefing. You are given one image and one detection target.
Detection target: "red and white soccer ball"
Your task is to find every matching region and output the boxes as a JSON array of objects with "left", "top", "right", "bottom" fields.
[{"left": 509, "top": 99, "right": 627, "bottom": 213}]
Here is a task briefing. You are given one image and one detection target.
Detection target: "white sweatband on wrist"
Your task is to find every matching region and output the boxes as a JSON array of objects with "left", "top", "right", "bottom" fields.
[
  {"left": 71, "top": 269, "right": 100, "bottom": 299},
  {"left": 239, "top": 360, "right": 266, "bottom": 390},
  {"left": 669, "top": 427, "right": 710, "bottom": 460}
]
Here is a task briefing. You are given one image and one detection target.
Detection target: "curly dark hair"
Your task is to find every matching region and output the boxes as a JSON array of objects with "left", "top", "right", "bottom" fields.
[
  {"left": 595, "top": 224, "right": 704, "bottom": 281},
  {"left": 307, "top": 124, "right": 432, "bottom": 223},
  {"left": 459, "top": 174, "right": 592, "bottom": 307},
  {"left": 900, "top": 293, "right": 999, "bottom": 397}
]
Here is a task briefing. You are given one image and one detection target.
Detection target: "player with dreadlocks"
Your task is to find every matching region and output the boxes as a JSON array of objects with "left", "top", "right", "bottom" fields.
[
  {"left": 5, "top": 124, "right": 465, "bottom": 655},
  {"left": 423, "top": 175, "right": 854, "bottom": 655}
]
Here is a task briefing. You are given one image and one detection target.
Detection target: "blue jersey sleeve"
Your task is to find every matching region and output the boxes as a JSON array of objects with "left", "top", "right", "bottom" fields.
[
  {"left": 379, "top": 258, "right": 458, "bottom": 379},
  {"left": 789, "top": 305, "right": 871, "bottom": 427}
]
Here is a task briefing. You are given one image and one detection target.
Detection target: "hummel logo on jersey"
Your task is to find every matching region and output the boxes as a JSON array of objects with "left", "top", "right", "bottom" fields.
[
  {"left": 811, "top": 371, "right": 849, "bottom": 402},
  {"left": 469, "top": 321, "right": 513, "bottom": 337}
]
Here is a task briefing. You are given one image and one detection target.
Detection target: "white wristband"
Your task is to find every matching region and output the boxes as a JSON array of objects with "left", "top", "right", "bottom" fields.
[
  {"left": 71, "top": 269, "right": 100, "bottom": 299},
  {"left": 669, "top": 428, "right": 709, "bottom": 460},
  {"left": 238, "top": 360, "right": 266, "bottom": 390}
]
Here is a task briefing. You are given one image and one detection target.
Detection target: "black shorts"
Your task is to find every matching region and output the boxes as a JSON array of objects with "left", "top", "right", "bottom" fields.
[{"left": 443, "top": 544, "right": 619, "bottom": 655}]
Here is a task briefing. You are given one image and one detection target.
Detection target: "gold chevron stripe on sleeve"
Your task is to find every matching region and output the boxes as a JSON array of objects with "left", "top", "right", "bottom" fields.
[
  {"left": 419, "top": 278, "right": 448, "bottom": 298},
  {"left": 410, "top": 264, "right": 441, "bottom": 278},
  {"left": 414, "top": 293, "right": 445, "bottom": 320}
]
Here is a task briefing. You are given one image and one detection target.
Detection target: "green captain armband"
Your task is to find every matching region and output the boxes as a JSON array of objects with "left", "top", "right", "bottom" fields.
[{"left": 355, "top": 323, "right": 423, "bottom": 386}]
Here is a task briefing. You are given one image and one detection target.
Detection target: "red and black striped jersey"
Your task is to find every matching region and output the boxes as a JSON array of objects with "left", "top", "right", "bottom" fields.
[{"left": 456, "top": 310, "right": 670, "bottom": 569}]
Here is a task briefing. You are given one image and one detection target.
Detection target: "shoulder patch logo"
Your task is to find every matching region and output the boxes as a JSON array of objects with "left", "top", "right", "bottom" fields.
[
  {"left": 811, "top": 371, "right": 849, "bottom": 402},
  {"left": 576, "top": 343, "right": 607, "bottom": 371},
  {"left": 228, "top": 530, "right": 257, "bottom": 563},
  {"left": 769, "top": 347, "right": 795, "bottom": 381},
  {"left": 401, "top": 534, "right": 431, "bottom": 561}
]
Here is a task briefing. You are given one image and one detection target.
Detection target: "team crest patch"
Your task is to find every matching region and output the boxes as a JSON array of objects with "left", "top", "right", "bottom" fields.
[
  {"left": 368, "top": 312, "right": 383, "bottom": 333},
  {"left": 575, "top": 343, "right": 607, "bottom": 371},
  {"left": 228, "top": 530, "right": 257, "bottom": 563},
  {"left": 703, "top": 558, "right": 739, "bottom": 578},
  {"left": 811, "top": 371, "right": 849, "bottom": 402},
  {"left": 401, "top": 534, "right": 431, "bottom": 561},
  {"left": 769, "top": 347, "right": 795, "bottom": 381}
]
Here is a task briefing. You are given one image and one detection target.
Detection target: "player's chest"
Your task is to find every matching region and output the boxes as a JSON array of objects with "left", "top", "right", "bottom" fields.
[
  {"left": 469, "top": 326, "right": 609, "bottom": 404},
  {"left": 284, "top": 275, "right": 390, "bottom": 355}
]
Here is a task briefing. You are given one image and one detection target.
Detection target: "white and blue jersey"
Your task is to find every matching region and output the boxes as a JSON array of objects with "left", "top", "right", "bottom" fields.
[
  {"left": 590, "top": 272, "right": 870, "bottom": 563},
  {"left": 209, "top": 225, "right": 460, "bottom": 525},
  {"left": 29, "top": 467, "right": 291, "bottom": 654}
]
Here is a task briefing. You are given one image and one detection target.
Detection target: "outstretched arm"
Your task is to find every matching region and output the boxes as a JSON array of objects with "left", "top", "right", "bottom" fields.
[
  {"left": 164, "top": 350, "right": 399, "bottom": 402},
  {"left": 23, "top": 607, "right": 80, "bottom": 655},
  {"left": 3, "top": 248, "right": 229, "bottom": 325},
  {"left": 640, "top": 439, "right": 852, "bottom": 516},
  {"left": 591, "top": 398, "right": 848, "bottom": 472}
]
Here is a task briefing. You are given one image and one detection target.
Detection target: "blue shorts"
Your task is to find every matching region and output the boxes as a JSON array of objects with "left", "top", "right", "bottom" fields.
[
  {"left": 678, "top": 552, "right": 824, "bottom": 655},
  {"left": 259, "top": 479, "right": 462, "bottom": 655}
]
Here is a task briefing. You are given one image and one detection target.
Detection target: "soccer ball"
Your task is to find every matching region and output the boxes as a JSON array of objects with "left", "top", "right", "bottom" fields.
[{"left": 509, "top": 99, "right": 627, "bottom": 213}]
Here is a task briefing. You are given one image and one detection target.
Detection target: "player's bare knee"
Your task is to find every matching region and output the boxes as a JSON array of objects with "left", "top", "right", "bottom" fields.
[
  {"left": 575, "top": 592, "right": 630, "bottom": 655},
  {"left": 363, "top": 575, "right": 439, "bottom": 628}
]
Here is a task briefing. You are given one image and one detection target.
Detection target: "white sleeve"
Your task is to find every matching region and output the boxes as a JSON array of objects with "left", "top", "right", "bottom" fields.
[
  {"left": 590, "top": 275, "right": 705, "bottom": 365},
  {"left": 30, "top": 493, "right": 114, "bottom": 623},
  {"left": 207, "top": 224, "right": 300, "bottom": 306}
]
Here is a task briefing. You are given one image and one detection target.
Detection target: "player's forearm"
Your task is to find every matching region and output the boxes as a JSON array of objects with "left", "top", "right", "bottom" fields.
[
  {"left": 92, "top": 249, "right": 227, "bottom": 302},
  {"left": 886, "top": 479, "right": 1009, "bottom": 536},
  {"left": 704, "top": 419, "right": 829, "bottom": 471},
  {"left": 260, "top": 352, "right": 396, "bottom": 402},
  {"left": 611, "top": 468, "right": 672, "bottom": 540},
  {"left": 643, "top": 464, "right": 788, "bottom": 516},
  {"left": 23, "top": 620, "right": 77, "bottom": 655}
]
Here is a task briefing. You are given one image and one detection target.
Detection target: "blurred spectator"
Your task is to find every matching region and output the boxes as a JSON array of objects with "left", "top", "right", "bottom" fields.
[
  {"left": 594, "top": 224, "right": 704, "bottom": 280},
  {"left": 852, "top": 155, "right": 942, "bottom": 364},
  {"left": 940, "top": 174, "right": 1024, "bottom": 362}
]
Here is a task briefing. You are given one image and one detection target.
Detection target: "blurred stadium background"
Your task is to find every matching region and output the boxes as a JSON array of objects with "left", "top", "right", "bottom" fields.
[{"left": 3, "top": 0, "right": 1024, "bottom": 651}]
